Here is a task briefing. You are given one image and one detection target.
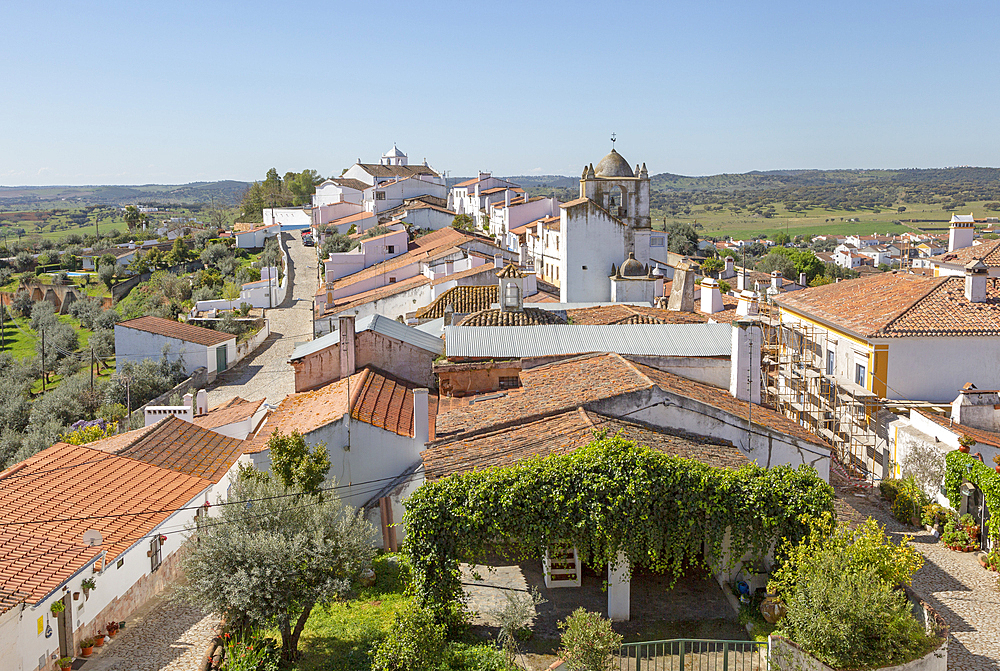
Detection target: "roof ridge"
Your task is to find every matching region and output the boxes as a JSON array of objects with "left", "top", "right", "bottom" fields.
[
  {"left": 347, "top": 368, "right": 372, "bottom": 417},
  {"left": 616, "top": 352, "right": 657, "bottom": 389}
]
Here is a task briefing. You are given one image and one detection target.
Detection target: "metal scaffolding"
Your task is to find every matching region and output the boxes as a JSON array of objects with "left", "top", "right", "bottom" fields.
[{"left": 758, "top": 300, "right": 889, "bottom": 481}]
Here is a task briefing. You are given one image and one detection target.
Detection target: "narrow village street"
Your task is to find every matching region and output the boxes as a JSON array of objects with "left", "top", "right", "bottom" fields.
[
  {"left": 207, "top": 232, "right": 319, "bottom": 407},
  {"left": 834, "top": 469, "right": 1000, "bottom": 671}
]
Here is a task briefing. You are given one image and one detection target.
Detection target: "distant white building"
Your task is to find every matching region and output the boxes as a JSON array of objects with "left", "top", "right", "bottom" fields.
[
  {"left": 115, "top": 316, "right": 236, "bottom": 379},
  {"left": 448, "top": 172, "right": 523, "bottom": 229}
]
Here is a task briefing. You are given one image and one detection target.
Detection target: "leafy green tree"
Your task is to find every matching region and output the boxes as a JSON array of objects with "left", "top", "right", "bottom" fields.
[
  {"left": 321, "top": 233, "right": 353, "bottom": 257},
  {"left": 178, "top": 472, "right": 375, "bottom": 661},
  {"left": 222, "top": 282, "right": 241, "bottom": 310},
  {"left": 755, "top": 251, "right": 796, "bottom": 278},
  {"left": 558, "top": 608, "right": 622, "bottom": 671},
  {"left": 123, "top": 205, "right": 140, "bottom": 231},
  {"left": 700, "top": 257, "right": 724, "bottom": 276},
  {"left": 98, "top": 263, "right": 116, "bottom": 290},
  {"left": 667, "top": 223, "right": 699, "bottom": 256},
  {"left": 266, "top": 430, "right": 331, "bottom": 496},
  {"left": 773, "top": 231, "right": 790, "bottom": 245},
  {"left": 285, "top": 169, "right": 323, "bottom": 206},
  {"left": 452, "top": 214, "right": 475, "bottom": 232}
]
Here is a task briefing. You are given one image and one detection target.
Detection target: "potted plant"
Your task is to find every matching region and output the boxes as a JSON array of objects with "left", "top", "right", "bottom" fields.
[
  {"left": 106, "top": 620, "right": 120, "bottom": 637},
  {"left": 81, "top": 577, "right": 96, "bottom": 597},
  {"left": 80, "top": 637, "right": 95, "bottom": 657},
  {"left": 959, "top": 435, "right": 976, "bottom": 453},
  {"left": 993, "top": 454, "right": 1000, "bottom": 474},
  {"left": 57, "top": 657, "right": 73, "bottom": 671},
  {"left": 50, "top": 601, "right": 65, "bottom": 616},
  {"left": 94, "top": 630, "right": 106, "bottom": 646}
]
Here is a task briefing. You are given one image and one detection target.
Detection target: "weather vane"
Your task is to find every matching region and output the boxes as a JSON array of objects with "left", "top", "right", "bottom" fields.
[{"left": 611, "top": 133, "right": 617, "bottom": 148}]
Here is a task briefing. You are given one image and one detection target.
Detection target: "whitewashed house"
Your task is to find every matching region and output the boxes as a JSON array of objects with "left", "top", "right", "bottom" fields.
[
  {"left": 234, "top": 223, "right": 280, "bottom": 249},
  {"left": 115, "top": 316, "right": 235, "bottom": 379}
]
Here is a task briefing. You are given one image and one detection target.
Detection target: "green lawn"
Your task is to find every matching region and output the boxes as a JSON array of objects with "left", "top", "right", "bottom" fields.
[
  {"left": 652, "top": 199, "right": 994, "bottom": 240},
  {"left": 290, "top": 554, "right": 412, "bottom": 671}
]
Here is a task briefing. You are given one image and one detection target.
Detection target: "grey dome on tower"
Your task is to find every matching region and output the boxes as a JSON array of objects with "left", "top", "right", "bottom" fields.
[
  {"left": 619, "top": 252, "right": 645, "bottom": 277},
  {"left": 594, "top": 149, "right": 634, "bottom": 178}
]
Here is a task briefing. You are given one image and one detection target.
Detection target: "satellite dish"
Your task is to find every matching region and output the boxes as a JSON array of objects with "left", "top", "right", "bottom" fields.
[{"left": 82, "top": 530, "right": 103, "bottom": 547}]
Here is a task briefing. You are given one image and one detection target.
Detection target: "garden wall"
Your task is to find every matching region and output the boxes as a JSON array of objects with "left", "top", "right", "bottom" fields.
[{"left": 235, "top": 319, "right": 270, "bottom": 364}]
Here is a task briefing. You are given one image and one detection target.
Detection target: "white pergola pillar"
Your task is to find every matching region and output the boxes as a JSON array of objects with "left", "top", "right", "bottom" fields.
[{"left": 607, "top": 551, "right": 630, "bottom": 621}]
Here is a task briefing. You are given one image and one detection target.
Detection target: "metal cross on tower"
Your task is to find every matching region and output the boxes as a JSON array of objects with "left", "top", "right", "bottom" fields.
[{"left": 610, "top": 133, "right": 617, "bottom": 147}]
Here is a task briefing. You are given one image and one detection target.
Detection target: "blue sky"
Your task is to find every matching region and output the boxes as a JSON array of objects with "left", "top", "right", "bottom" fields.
[{"left": 1, "top": 0, "right": 997, "bottom": 185}]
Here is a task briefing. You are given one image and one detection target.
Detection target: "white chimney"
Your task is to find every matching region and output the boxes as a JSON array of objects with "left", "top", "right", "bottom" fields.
[
  {"left": 730, "top": 320, "right": 762, "bottom": 404},
  {"left": 735, "top": 290, "right": 758, "bottom": 317},
  {"left": 184, "top": 392, "right": 194, "bottom": 414},
  {"left": 197, "top": 389, "right": 208, "bottom": 415},
  {"left": 949, "top": 215, "right": 975, "bottom": 252},
  {"left": 504, "top": 189, "right": 511, "bottom": 208},
  {"left": 965, "top": 260, "right": 988, "bottom": 303},
  {"left": 724, "top": 257, "right": 735, "bottom": 277},
  {"left": 494, "top": 253, "right": 504, "bottom": 269},
  {"left": 700, "top": 278, "right": 724, "bottom": 314},
  {"left": 412, "top": 388, "right": 429, "bottom": 448},
  {"left": 339, "top": 315, "right": 356, "bottom": 377},
  {"left": 799, "top": 272, "right": 807, "bottom": 287},
  {"left": 770, "top": 271, "right": 782, "bottom": 292}
]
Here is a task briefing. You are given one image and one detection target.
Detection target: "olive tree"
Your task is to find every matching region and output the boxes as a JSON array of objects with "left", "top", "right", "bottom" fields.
[{"left": 178, "top": 472, "right": 375, "bottom": 661}]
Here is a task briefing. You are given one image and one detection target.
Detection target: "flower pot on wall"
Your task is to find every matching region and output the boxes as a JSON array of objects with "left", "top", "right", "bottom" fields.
[{"left": 959, "top": 445, "right": 971, "bottom": 454}]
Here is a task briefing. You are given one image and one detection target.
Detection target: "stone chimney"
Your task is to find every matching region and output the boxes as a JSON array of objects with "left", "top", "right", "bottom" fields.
[
  {"left": 951, "top": 384, "right": 1000, "bottom": 431},
  {"left": 197, "top": 389, "right": 208, "bottom": 415},
  {"left": 724, "top": 257, "right": 735, "bottom": 278},
  {"left": 770, "top": 271, "right": 783, "bottom": 292},
  {"left": 730, "top": 320, "right": 762, "bottom": 404},
  {"left": 443, "top": 303, "right": 454, "bottom": 327},
  {"left": 494, "top": 253, "right": 504, "bottom": 269},
  {"left": 799, "top": 272, "right": 807, "bottom": 287},
  {"left": 667, "top": 262, "right": 695, "bottom": 312},
  {"left": 965, "top": 259, "right": 988, "bottom": 303},
  {"left": 412, "top": 388, "right": 430, "bottom": 448},
  {"left": 339, "top": 315, "right": 356, "bottom": 377},
  {"left": 700, "top": 278, "right": 724, "bottom": 314}
]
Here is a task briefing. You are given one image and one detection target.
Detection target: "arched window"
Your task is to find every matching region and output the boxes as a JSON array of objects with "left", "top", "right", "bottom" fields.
[{"left": 608, "top": 186, "right": 626, "bottom": 217}]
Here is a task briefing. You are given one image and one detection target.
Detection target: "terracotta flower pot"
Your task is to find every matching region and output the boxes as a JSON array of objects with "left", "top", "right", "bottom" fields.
[
  {"left": 95, "top": 634, "right": 105, "bottom": 646},
  {"left": 81, "top": 645, "right": 93, "bottom": 657},
  {"left": 959, "top": 445, "right": 971, "bottom": 453}
]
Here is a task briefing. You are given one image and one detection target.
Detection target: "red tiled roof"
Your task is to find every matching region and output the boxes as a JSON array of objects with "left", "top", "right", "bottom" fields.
[
  {"left": 117, "top": 316, "right": 234, "bottom": 347},
  {"left": 915, "top": 409, "right": 1000, "bottom": 449},
  {"left": 0, "top": 443, "right": 210, "bottom": 601},
  {"left": 86, "top": 416, "right": 246, "bottom": 482},
  {"left": 324, "top": 275, "right": 429, "bottom": 316},
  {"left": 192, "top": 397, "right": 265, "bottom": 431},
  {"left": 930, "top": 239, "right": 1000, "bottom": 268},
  {"left": 566, "top": 304, "right": 707, "bottom": 326},
  {"left": 417, "top": 285, "right": 497, "bottom": 318},
  {"left": 778, "top": 273, "right": 1000, "bottom": 338},
  {"left": 423, "top": 407, "right": 747, "bottom": 480},
  {"left": 434, "top": 353, "right": 828, "bottom": 449},
  {"left": 248, "top": 367, "right": 437, "bottom": 453},
  {"left": 456, "top": 307, "right": 567, "bottom": 327}
]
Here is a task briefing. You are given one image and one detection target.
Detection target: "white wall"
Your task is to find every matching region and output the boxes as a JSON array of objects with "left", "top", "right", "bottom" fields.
[
  {"left": 114, "top": 326, "right": 215, "bottom": 376},
  {"left": 884, "top": 336, "right": 1000, "bottom": 402},
  {"left": 399, "top": 207, "right": 454, "bottom": 231},
  {"left": 317, "top": 283, "right": 433, "bottom": 335},
  {"left": 560, "top": 203, "right": 628, "bottom": 303},
  {"left": 261, "top": 209, "right": 311, "bottom": 228},
  {"left": 325, "top": 229, "right": 409, "bottom": 281}
]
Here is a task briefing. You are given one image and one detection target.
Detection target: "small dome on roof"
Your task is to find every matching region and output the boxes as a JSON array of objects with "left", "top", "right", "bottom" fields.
[
  {"left": 595, "top": 149, "right": 634, "bottom": 178},
  {"left": 620, "top": 252, "right": 645, "bottom": 277},
  {"left": 383, "top": 144, "right": 406, "bottom": 158}
]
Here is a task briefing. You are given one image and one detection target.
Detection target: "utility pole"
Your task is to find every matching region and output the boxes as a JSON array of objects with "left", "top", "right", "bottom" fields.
[
  {"left": 90, "top": 349, "right": 95, "bottom": 395},
  {"left": 41, "top": 329, "right": 45, "bottom": 393}
]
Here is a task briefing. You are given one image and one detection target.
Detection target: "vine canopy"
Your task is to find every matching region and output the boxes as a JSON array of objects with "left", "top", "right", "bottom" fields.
[
  {"left": 403, "top": 433, "right": 834, "bottom": 612},
  {"left": 945, "top": 450, "right": 1000, "bottom": 540}
]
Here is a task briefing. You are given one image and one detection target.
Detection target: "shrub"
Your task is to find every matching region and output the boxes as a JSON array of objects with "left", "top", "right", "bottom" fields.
[
  {"left": 11, "top": 290, "right": 32, "bottom": 317},
  {"left": 489, "top": 587, "right": 545, "bottom": 665},
  {"left": 879, "top": 478, "right": 902, "bottom": 504},
  {"left": 941, "top": 514, "right": 980, "bottom": 551},
  {"left": 921, "top": 503, "right": 954, "bottom": 528},
  {"left": 221, "top": 631, "right": 280, "bottom": 671},
  {"left": 370, "top": 599, "right": 446, "bottom": 671},
  {"left": 777, "top": 552, "right": 937, "bottom": 669},
  {"left": 444, "top": 643, "right": 512, "bottom": 671},
  {"left": 557, "top": 608, "right": 622, "bottom": 671},
  {"left": 891, "top": 477, "right": 929, "bottom": 525}
]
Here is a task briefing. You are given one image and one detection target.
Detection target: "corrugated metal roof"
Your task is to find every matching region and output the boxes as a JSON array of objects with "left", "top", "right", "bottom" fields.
[
  {"left": 290, "top": 314, "right": 444, "bottom": 361},
  {"left": 444, "top": 323, "right": 732, "bottom": 359}
]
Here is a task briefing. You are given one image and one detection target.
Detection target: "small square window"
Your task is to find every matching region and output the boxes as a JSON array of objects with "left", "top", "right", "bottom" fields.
[
  {"left": 499, "top": 376, "right": 520, "bottom": 389},
  {"left": 581, "top": 265, "right": 588, "bottom": 270},
  {"left": 388, "top": 277, "right": 396, "bottom": 284},
  {"left": 117, "top": 558, "right": 124, "bottom": 570},
  {"left": 386, "top": 245, "right": 394, "bottom": 253},
  {"left": 855, "top": 363, "right": 867, "bottom": 387},
  {"left": 375, "top": 191, "right": 386, "bottom": 201}
]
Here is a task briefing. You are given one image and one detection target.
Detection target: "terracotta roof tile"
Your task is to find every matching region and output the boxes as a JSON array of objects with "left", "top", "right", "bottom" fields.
[
  {"left": 915, "top": 410, "right": 1000, "bottom": 449},
  {"left": 0, "top": 443, "right": 210, "bottom": 602},
  {"left": 417, "top": 285, "right": 498, "bottom": 319},
  {"left": 355, "top": 163, "right": 440, "bottom": 179},
  {"left": 423, "top": 407, "right": 747, "bottom": 480},
  {"left": 930, "top": 239, "right": 1000, "bottom": 268},
  {"left": 86, "top": 416, "right": 246, "bottom": 482},
  {"left": 192, "top": 397, "right": 265, "bottom": 431},
  {"left": 323, "top": 275, "right": 430, "bottom": 317},
  {"left": 566, "top": 304, "right": 707, "bottom": 326},
  {"left": 456, "top": 307, "right": 567, "bottom": 326},
  {"left": 117, "top": 316, "right": 235, "bottom": 347},
  {"left": 248, "top": 367, "right": 437, "bottom": 453}
]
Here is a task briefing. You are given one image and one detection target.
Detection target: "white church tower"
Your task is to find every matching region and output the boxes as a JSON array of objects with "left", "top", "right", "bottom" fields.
[{"left": 381, "top": 144, "right": 408, "bottom": 166}]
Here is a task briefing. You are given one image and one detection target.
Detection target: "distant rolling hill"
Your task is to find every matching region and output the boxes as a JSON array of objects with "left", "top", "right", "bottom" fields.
[{"left": 0, "top": 180, "right": 250, "bottom": 208}]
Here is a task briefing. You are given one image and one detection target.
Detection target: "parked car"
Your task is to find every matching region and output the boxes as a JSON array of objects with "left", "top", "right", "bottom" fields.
[{"left": 303, "top": 236, "right": 315, "bottom": 247}]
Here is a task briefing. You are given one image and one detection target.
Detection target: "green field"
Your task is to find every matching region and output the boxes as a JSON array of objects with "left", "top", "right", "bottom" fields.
[{"left": 650, "top": 200, "right": 985, "bottom": 240}]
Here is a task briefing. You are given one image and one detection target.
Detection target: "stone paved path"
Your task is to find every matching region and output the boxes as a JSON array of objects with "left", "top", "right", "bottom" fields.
[
  {"left": 833, "top": 468, "right": 1000, "bottom": 670},
  {"left": 207, "top": 232, "right": 318, "bottom": 407},
  {"left": 82, "top": 592, "right": 218, "bottom": 671}
]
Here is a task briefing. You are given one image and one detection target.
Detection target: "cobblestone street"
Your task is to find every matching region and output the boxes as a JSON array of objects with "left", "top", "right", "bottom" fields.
[
  {"left": 834, "top": 468, "right": 1000, "bottom": 670},
  {"left": 207, "top": 232, "right": 318, "bottom": 407},
  {"left": 81, "top": 592, "right": 218, "bottom": 671}
]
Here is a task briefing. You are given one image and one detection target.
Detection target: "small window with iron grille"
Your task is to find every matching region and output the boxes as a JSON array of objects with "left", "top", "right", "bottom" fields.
[
  {"left": 499, "top": 376, "right": 520, "bottom": 389},
  {"left": 375, "top": 191, "right": 386, "bottom": 201}
]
